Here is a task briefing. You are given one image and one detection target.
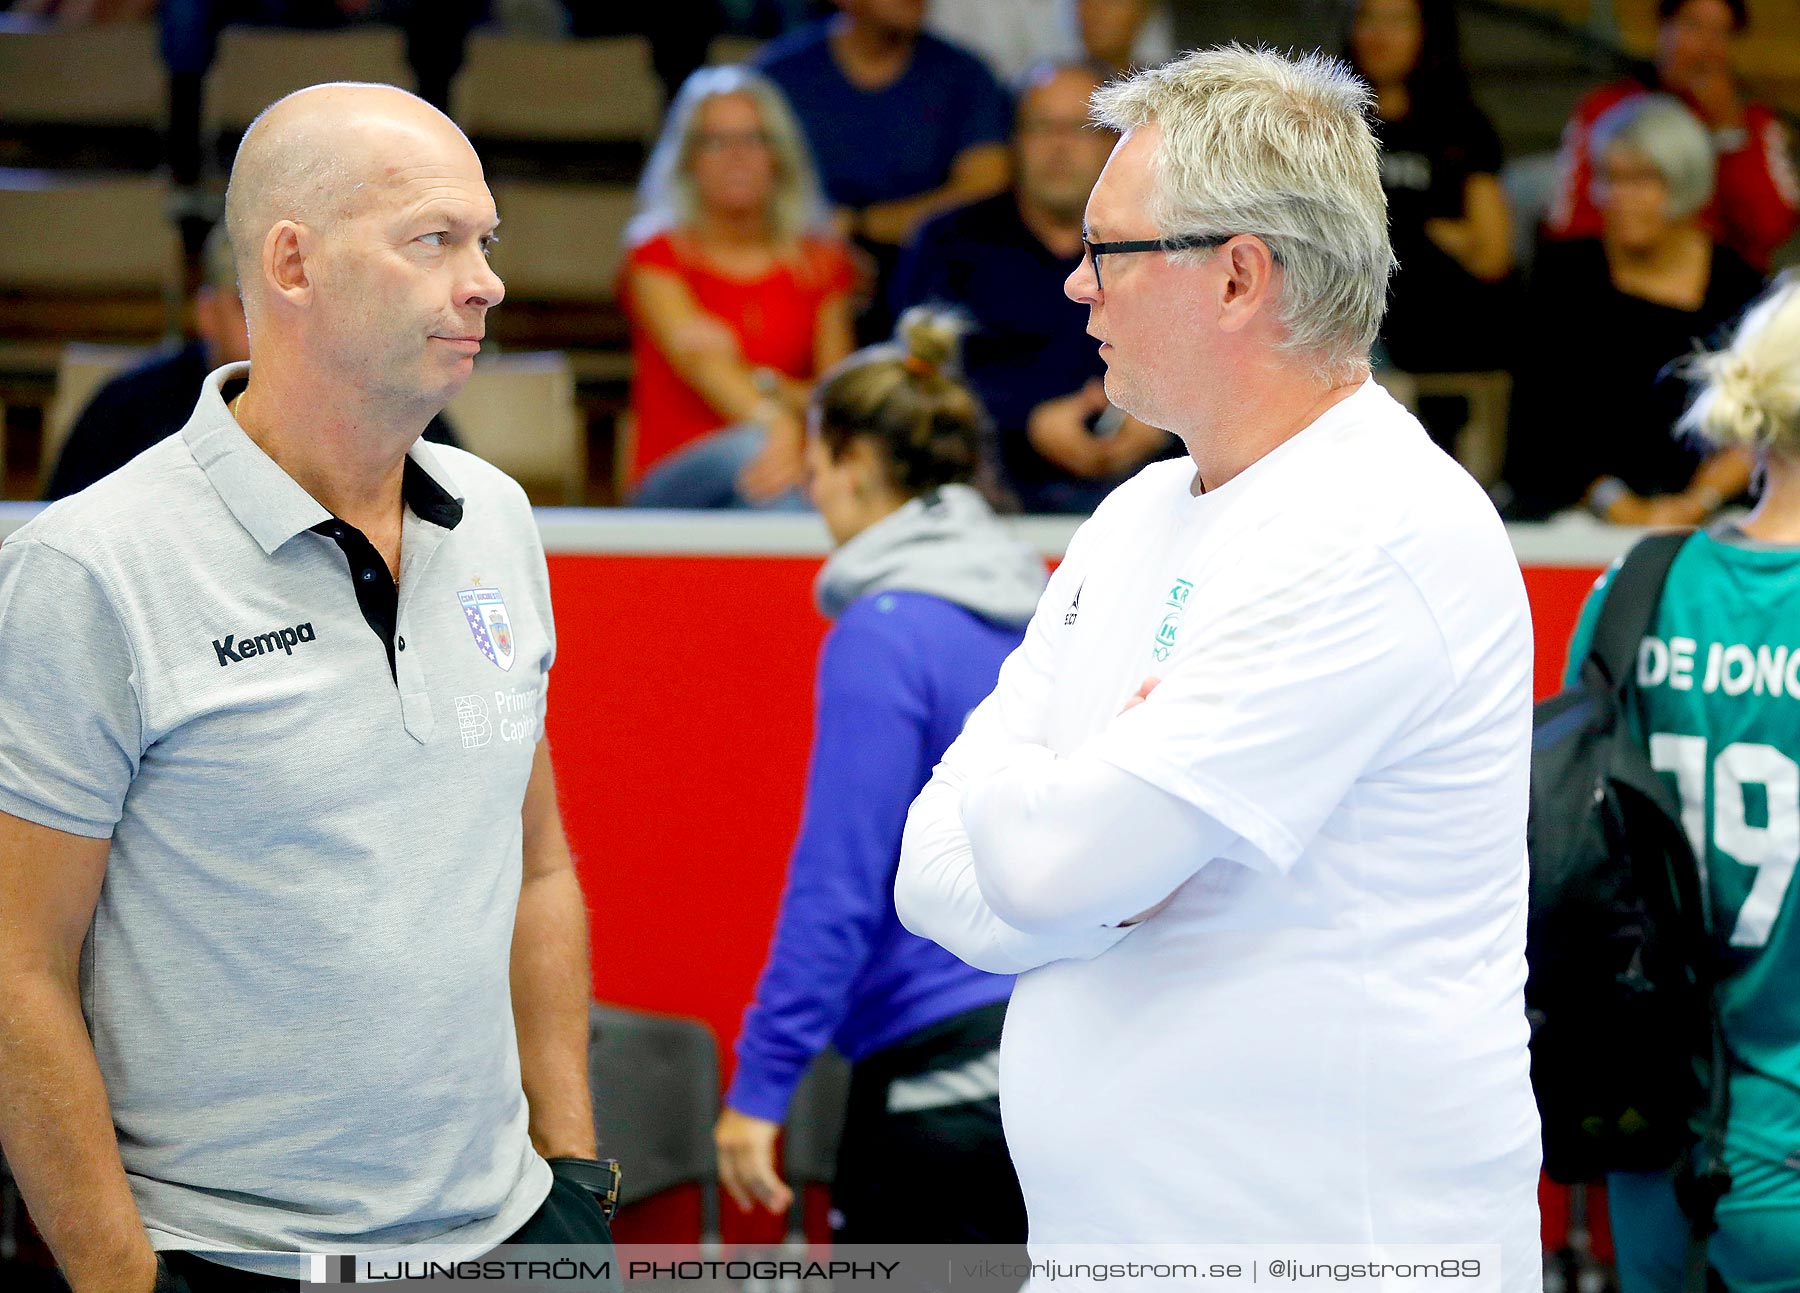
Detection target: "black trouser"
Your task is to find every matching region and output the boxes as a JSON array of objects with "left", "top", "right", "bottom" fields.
[
  {"left": 157, "top": 1171, "right": 617, "bottom": 1291},
  {"left": 831, "top": 1002, "right": 1026, "bottom": 1247}
]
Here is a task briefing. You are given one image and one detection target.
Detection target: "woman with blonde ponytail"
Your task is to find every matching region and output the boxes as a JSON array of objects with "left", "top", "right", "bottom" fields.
[
  {"left": 713, "top": 309, "right": 1041, "bottom": 1248},
  {"left": 1561, "top": 271, "right": 1800, "bottom": 1291},
  {"left": 1682, "top": 277, "right": 1800, "bottom": 471}
]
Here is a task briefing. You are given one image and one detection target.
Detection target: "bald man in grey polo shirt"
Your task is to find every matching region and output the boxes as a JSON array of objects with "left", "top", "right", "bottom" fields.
[{"left": 0, "top": 85, "right": 612, "bottom": 1292}]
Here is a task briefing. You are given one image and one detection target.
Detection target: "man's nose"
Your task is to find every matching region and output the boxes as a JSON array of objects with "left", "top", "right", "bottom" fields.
[
  {"left": 1066, "top": 250, "right": 1098, "bottom": 305},
  {"left": 464, "top": 253, "right": 505, "bottom": 310}
]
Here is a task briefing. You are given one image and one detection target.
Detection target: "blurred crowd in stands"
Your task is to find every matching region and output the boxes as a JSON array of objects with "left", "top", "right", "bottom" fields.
[{"left": 9, "top": 0, "right": 1800, "bottom": 522}]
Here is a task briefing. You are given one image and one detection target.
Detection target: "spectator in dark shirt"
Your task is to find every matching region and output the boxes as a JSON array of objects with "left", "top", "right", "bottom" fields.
[
  {"left": 47, "top": 227, "right": 456, "bottom": 500},
  {"left": 893, "top": 62, "right": 1173, "bottom": 513},
  {"left": 1344, "top": 0, "right": 1514, "bottom": 377},
  {"left": 755, "top": 0, "right": 1012, "bottom": 330},
  {"left": 1502, "top": 95, "right": 1764, "bottom": 524}
]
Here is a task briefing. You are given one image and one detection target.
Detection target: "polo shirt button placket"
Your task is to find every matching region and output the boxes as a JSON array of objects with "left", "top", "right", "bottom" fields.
[{"left": 396, "top": 621, "right": 431, "bottom": 742}]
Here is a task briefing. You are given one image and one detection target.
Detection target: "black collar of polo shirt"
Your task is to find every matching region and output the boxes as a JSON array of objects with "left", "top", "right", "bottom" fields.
[
  {"left": 309, "top": 457, "right": 464, "bottom": 682},
  {"left": 402, "top": 455, "right": 465, "bottom": 529}
]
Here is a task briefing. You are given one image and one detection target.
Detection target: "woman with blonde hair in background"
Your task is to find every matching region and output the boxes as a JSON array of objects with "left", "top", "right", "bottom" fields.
[
  {"left": 715, "top": 309, "right": 1042, "bottom": 1247},
  {"left": 1561, "top": 273, "right": 1800, "bottom": 1290},
  {"left": 622, "top": 65, "right": 856, "bottom": 508}
]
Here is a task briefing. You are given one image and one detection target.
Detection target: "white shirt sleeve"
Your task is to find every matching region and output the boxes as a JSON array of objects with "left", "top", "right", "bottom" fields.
[
  {"left": 962, "top": 745, "right": 1238, "bottom": 933},
  {"left": 1087, "top": 535, "right": 1456, "bottom": 874},
  {"left": 896, "top": 535, "right": 1134, "bottom": 973}
]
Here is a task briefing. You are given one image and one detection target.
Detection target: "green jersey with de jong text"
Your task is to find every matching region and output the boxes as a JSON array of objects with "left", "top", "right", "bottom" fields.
[{"left": 1566, "top": 528, "right": 1800, "bottom": 1181}]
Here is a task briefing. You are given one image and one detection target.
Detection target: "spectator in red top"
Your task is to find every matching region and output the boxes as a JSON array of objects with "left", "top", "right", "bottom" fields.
[
  {"left": 621, "top": 65, "right": 857, "bottom": 507},
  {"left": 1545, "top": 0, "right": 1799, "bottom": 271}
]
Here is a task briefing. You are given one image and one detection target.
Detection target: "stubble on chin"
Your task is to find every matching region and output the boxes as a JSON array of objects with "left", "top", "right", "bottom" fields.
[{"left": 1099, "top": 365, "right": 1143, "bottom": 425}]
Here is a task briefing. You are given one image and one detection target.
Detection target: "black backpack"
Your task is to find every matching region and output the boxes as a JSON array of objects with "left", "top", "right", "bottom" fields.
[{"left": 1524, "top": 531, "right": 1730, "bottom": 1275}]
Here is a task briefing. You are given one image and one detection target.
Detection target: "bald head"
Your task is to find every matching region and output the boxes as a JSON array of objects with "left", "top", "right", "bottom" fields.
[
  {"left": 219, "top": 80, "right": 503, "bottom": 415},
  {"left": 224, "top": 83, "right": 481, "bottom": 309}
]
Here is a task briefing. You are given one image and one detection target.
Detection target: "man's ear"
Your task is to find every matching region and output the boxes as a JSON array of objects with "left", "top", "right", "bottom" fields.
[
  {"left": 1215, "top": 235, "right": 1278, "bottom": 335},
  {"left": 263, "top": 221, "right": 313, "bottom": 307}
]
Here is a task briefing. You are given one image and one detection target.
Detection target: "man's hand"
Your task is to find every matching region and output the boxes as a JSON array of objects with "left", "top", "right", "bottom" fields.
[
  {"left": 1121, "top": 676, "right": 1160, "bottom": 715},
  {"left": 737, "top": 413, "right": 807, "bottom": 504},
  {"left": 1027, "top": 380, "right": 1114, "bottom": 477},
  {"left": 714, "top": 1108, "right": 793, "bottom": 1214}
]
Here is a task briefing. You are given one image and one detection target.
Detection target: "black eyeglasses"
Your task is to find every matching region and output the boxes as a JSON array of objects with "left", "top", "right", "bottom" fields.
[{"left": 1080, "top": 233, "right": 1270, "bottom": 292}]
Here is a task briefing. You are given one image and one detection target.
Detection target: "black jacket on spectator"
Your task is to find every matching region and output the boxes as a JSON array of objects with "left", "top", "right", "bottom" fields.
[
  {"left": 1373, "top": 105, "right": 1517, "bottom": 374},
  {"left": 1501, "top": 239, "right": 1763, "bottom": 518},
  {"left": 46, "top": 342, "right": 460, "bottom": 501}
]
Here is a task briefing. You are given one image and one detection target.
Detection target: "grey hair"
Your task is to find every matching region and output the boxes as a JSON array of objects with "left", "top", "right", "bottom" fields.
[
  {"left": 626, "top": 65, "right": 829, "bottom": 246},
  {"left": 1089, "top": 45, "right": 1394, "bottom": 384},
  {"left": 1590, "top": 93, "right": 1716, "bottom": 220},
  {"left": 1679, "top": 272, "right": 1800, "bottom": 456}
]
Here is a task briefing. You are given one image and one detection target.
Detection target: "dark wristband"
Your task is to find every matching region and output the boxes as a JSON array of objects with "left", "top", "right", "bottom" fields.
[
  {"left": 153, "top": 1254, "right": 184, "bottom": 1293},
  {"left": 547, "top": 1156, "right": 622, "bottom": 1219}
]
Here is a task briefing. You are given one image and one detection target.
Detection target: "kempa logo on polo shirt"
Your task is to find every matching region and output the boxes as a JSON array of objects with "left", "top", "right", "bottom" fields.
[{"left": 213, "top": 623, "right": 317, "bottom": 667}]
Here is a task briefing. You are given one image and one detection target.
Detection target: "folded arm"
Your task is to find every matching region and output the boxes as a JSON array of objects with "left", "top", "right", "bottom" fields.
[
  {"left": 897, "top": 705, "right": 1134, "bottom": 973},
  {"left": 963, "top": 746, "right": 1236, "bottom": 934},
  {"left": 895, "top": 536, "right": 1137, "bottom": 971}
]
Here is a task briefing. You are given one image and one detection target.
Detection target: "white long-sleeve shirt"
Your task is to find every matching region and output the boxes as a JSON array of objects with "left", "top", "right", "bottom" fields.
[
  {"left": 896, "top": 381, "right": 1543, "bottom": 1290},
  {"left": 894, "top": 543, "right": 1132, "bottom": 969}
]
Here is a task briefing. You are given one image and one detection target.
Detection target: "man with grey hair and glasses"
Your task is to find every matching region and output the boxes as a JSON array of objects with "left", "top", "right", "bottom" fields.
[{"left": 897, "top": 45, "right": 1541, "bottom": 1286}]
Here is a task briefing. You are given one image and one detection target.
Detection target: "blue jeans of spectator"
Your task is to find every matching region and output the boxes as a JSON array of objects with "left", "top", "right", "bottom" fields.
[{"left": 630, "top": 423, "right": 808, "bottom": 511}]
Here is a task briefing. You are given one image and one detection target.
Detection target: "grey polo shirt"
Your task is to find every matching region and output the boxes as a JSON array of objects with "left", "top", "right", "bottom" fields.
[{"left": 0, "top": 363, "right": 557, "bottom": 1270}]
